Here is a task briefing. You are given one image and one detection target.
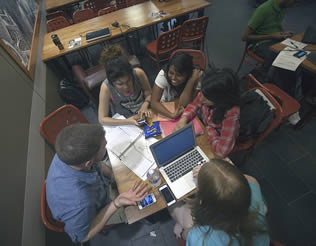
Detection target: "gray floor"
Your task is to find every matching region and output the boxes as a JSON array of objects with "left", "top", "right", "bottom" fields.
[{"left": 47, "top": 0, "right": 316, "bottom": 245}]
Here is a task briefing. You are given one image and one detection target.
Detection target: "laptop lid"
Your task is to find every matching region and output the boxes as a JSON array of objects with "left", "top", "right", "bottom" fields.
[{"left": 150, "top": 123, "right": 196, "bottom": 168}]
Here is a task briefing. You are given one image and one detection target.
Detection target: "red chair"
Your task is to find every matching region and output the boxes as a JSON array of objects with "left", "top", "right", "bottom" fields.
[
  {"left": 236, "top": 42, "right": 265, "bottom": 74},
  {"left": 84, "top": 0, "right": 112, "bottom": 13},
  {"left": 46, "top": 16, "right": 71, "bottom": 33},
  {"left": 246, "top": 74, "right": 300, "bottom": 123},
  {"left": 98, "top": 6, "right": 118, "bottom": 16},
  {"left": 41, "top": 180, "right": 65, "bottom": 232},
  {"left": 180, "top": 16, "right": 209, "bottom": 50},
  {"left": 170, "top": 49, "right": 206, "bottom": 70},
  {"left": 40, "top": 104, "right": 88, "bottom": 147},
  {"left": 73, "top": 8, "right": 96, "bottom": 23},
  {"left": 46, "top": 10, "right": 73, "bottom": 24},
  {"left": 146, "top": 25, "right": 182, "bottom": 71},
  {"left": 233, "top": 86, "right": 283, "bottom": 163},
  {"left": 126, "top": 0, "right": 148, "bottom": 7}
]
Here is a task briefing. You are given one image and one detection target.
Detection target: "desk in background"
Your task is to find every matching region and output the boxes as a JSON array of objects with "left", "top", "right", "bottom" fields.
[
  {"left": 46, "top": 0, "right": 82, "bottom": 11},
  {"left": 109, "top": 112, "right": 216, "bottom": 224},
  {"left": 42, "top": 0, "right": 212, "bottom": 62},
  {"left": 270, "top": 33, "right": 316, "bottom": 74}
]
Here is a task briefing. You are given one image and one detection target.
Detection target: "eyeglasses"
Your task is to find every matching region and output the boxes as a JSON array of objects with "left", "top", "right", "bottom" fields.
[{"left": 114, "top": 76, "right": 132, "bottom": 87}]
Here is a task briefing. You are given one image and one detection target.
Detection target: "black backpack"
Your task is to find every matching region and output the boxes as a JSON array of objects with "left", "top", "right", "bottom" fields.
[
  {"left": 238, "top": 90, "right": 274, "bottom": 142},
  {"left": 57, "top": 78, "right": 89, "bottom": 109}
]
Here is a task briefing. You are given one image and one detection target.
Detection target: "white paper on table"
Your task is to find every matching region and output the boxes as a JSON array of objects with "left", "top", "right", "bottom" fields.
[
  {"left": 103, "top": 113, "right": 158, "bottom": 180},
  {"left": 272, "top": 47, "right": 310, "bottom": 71},
  {"left": 281, "top": 38, "right": 307, "bottom": 50}
]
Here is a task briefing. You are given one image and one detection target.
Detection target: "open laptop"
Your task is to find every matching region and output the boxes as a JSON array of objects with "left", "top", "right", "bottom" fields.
[{"left": 150, "top": 123, "right": 209, "bottom": 199}]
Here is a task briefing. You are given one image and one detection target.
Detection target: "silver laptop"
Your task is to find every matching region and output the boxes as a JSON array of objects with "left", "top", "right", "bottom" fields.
[{"left": 150, "top": 123, "right": 209, "bottom": 199}]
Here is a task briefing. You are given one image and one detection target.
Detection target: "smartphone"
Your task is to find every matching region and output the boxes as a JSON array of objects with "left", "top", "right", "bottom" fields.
[
  {"left": 159, "top": 184, "right": 176, "bottom": 206},
  {"left": 293, "top": 50, "right": 307, "bottom": 58},
  {"left": 137, "top": 193, "right": 157, "bottom": 210}
]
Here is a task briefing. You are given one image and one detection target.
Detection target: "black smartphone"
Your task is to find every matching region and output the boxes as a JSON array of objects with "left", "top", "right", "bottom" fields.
[
  {"left": 293, "top": 50, "right": 307, "bottom": 58},
  {"left": 159, "top": 184, "right": 176, "bottom": 206}
]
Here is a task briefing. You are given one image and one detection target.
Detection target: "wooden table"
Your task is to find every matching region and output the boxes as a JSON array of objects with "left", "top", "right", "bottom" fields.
[
  {"left": 46, "top": 0, "right": 82, "bottom": 11},
  {"left": 270, "top": 33, "right": 316, "bottom": 74},
  {"left": 42, "top": 0, "right": 212, "bottom": 62},
  {"left": 109, "top": 115, "right": 216, "bottom": 224}
]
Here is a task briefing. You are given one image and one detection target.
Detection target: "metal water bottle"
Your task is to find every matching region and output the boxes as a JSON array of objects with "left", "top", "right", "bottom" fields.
[
  {"left": 147, "top": 169, "right": 161, "bottom": 187},
  {"left": 51, "top": 34, "right": 64, "bottom": 50}
]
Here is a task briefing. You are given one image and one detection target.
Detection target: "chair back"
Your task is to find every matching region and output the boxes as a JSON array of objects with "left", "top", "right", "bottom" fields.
[
  {"left": 40, "top": 104, "right": 88, "bottom": 147},
  {"left": 46, "top": 10, "right": 67, "bottom": 21},
  {"left": 84, "top": 0, "right": 111, "bottom": 13},
  {"left": 40, "top": 180, "right": 65, "bottom": 232},
  {"left": 46, "top": 16, "right": 70, "bottom": 33},
  {"left": 98, "top": 6, "right": 118, "bottom": 16},
  {"left": 180, "top": 16, "right": 208, "bottom": 50},
  {"left": 157, "top": 25, "right": 182, "bottom": 56},
  {"left": 126, "top": 0, "right": 148, "bottom": 7},
  {"left": 116, "top": 0, "right": 127, "bottom": 9},
  {"left": 170, "top": 49, "right": 206, "bottom": 70},
  {"left": 73, "top": 8, "right": 96, "bottom": 23},
  {"left": 236, "top": 42, "right": 264, "bottom": 74}
]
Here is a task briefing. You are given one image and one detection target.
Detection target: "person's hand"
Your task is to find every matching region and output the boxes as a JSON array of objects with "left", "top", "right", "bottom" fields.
[
  {"left": 114, "top": 181, "right": 148, "bottom": 207},
  {"left": 138, "top": 104, "right": 152, "bottom": 119},
  {"left": 191, "top": 68, "right": 201, "bottom": 83},
  {"left": 171, "top": 106, "right": 184, "bottom": 119},
  {"left": 126, "top": 115, "right": 139, "bottom": 126},
  {"left": 272, "top": 31, "right": 293, "bottom": 40},
  {"left": 192, "top": 165, "right": 202, "bottom": 185},
  {"left": 173, "top": 117, "right": 187, "bottom": 132}
]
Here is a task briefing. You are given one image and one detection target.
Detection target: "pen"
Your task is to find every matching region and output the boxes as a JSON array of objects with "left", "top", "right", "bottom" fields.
[{"left": 290, "top": 41, "right": 299, "bottom": 49}]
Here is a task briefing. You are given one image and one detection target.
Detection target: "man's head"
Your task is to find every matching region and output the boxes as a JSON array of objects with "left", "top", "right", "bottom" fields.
[
  {"left": 279, "top": 0, "right": 304, "bottom": 8},
  {"left": 55, "top": 124, "right": 107, "bottom": 169}
]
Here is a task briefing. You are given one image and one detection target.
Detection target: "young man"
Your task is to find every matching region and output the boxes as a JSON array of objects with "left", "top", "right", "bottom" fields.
[{"left": 46, "top": 124, "right": 148, "bottom": 243}]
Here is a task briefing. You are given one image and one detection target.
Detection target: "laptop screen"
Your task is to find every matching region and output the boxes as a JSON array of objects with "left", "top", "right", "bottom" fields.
[{"left": 150, "top": 124, "right": 195, "bottom": 167}]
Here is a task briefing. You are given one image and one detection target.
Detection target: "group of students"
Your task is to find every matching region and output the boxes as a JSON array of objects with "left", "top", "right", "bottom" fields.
[{"left": 97, "top": 44, "right": 241, "bottom": 158}]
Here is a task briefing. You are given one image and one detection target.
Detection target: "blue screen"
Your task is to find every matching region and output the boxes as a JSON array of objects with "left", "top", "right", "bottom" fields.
[
  {"left": 140, "top": 194, "right": 154, "bottom": 207},
  {"left": 151, "top": 124, "right": 195, "bottom": 167}
]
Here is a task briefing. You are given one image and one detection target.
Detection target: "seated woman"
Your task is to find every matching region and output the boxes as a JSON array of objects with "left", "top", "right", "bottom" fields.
[
  {"left": 170, "top": 159, "right": 269, "bottom": 246},
  {"left": 98, "top": 56, "right": 151, "bottom": 126},
  {"left": 151, "top": 52, "right": 203, "bottom": 119},
  {"left": 174, "top": 68, "right": 240, "bottom": 157}
]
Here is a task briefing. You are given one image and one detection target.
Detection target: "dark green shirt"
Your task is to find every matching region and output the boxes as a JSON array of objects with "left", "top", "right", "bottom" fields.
[{"left": 248, "top": 0, "right": 286, "bottom": 47}]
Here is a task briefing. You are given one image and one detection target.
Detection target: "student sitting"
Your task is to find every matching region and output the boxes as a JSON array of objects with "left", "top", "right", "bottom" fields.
[
  {"left": 151, "top": 52, "right": 203, "bottom": 119},
  {"left": 98, "top": 56, "right": 152, "bottom": 126},
  {"left": 174, "top": 68, "right": 240, "bottom": 158},
  {"left": 169, "top": 159, "right": 269, "bottom": 246}
]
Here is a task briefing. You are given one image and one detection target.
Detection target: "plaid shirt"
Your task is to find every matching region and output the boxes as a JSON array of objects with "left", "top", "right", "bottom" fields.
[{"left": 181, "top": 93, "right": 240, "bottom": 157}]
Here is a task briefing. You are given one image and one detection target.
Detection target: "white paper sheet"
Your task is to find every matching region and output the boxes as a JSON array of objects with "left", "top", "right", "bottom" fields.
[
  {"left": 272, "top": 47, "right": 310, "bottom": 71},
  {"left": 281, "top": 38, "right": 307, "bottom": 50}
]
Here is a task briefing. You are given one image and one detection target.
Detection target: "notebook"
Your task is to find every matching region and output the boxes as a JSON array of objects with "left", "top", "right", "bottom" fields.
[
  {"left": 160, "top": 117, "right": 203, "bottom": 137},
  {"left": 150, "top": 123, "right": 209, "bottom": 199}
]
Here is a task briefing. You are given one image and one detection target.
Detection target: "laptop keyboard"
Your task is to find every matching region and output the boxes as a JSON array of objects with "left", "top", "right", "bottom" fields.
[{"left": 164, "top": 149, "right": 206, "bottom": 183}]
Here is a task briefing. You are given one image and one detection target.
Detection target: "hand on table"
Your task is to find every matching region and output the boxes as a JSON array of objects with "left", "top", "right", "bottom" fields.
[
  {"left": 126, "top": 115, "right": 139, "bottom": 126},
  {"left": 171, "top": 106, "right": 184, "bottom": 119},
  {"left": 173, "top": 117, "right": 187, "bottom": 132},
  {"left": 272, "top": 31, "right": 293, "bottom": 40},
  {"left": 114, "top": 181, "right": 148, "bottom": 207},
  {"left": 138, "top": 105, "right": 152, "bottom": 119}
]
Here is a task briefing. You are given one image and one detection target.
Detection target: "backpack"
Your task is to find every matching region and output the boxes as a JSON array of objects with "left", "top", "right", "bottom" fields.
[
  {"left": 57, "top": 78, "right": 89, "bottom": 109},
  {"left": 238, "top": 90, "right": 274, "bottom": 142}
]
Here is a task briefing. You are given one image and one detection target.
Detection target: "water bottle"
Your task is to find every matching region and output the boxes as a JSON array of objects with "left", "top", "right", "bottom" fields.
[
  {"left": 51, "top": 34, "right": 64, "bottom": 50},
  {"left": 147, "top": 169, "right": 161, "bottom": 187}
]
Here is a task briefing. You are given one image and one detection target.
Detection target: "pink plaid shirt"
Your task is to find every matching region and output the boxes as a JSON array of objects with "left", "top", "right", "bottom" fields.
[{"left": 181, "top": 93, "right": 240, "bottom": 157}]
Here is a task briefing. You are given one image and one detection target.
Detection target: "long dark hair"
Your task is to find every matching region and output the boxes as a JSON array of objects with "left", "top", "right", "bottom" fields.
[
  {"left": 163, "top": 52, "right": 194, "bottom": 94},
  {"left": 190, "top": 159, "right": 268, "bottom": 246},
  {"left": 201, "top": 68, "right": 240, "bottom": 124}
]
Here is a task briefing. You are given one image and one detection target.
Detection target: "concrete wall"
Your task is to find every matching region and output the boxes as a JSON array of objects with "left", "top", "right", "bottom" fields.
[{"left": 0, "top": 2, "right": 63, "bottom": 246}]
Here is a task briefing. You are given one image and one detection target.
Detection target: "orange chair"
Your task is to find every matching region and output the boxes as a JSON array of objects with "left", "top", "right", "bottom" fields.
[
  {"left": 146, "top": 25, "right": 182, "bottom": 71},
  {"left": 177, "top": 238, "right": 284, "bottom": 246},
  {"left": 246, "top": 74, "right": 300, "bottom": 123},
  {"left": 40, "top": 104, "right": 88, "bottom": 147},
  {"left": 73, "top": 8, "right": 96, "bottom": 23},
  {"left": 170, "top": 49, "right": 206, "bottom": 70},
  {"left": 233, "top": 86, "right": 282, "bottom": 163},
  {"left": 46, "top": 10, "right": 73, "bottom": 24},
  {"left": 46, "top": 16, "right": 71, "bottom": 33},
  {"left": 84, "top": 0, "right": 112, "bottom": 13},
  {"left": 236, "top": 42, "right": 265, "bottom": 74},
  {"left": 98, "top": 6, "right": 118, "bottom": 16},
  {"left": 180, "top": 16, "right": 209, "bottom": 50},
  {"left": 41, "top": 180, "right": 65, "bottom": 232},
  {"left": 126, "top": 0, "right": 148, "bottom": 7}
]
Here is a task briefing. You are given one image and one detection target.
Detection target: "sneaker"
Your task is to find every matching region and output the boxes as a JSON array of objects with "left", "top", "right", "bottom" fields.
[{"left": 288, "top": 112, "right": 301, "bottom": 125}]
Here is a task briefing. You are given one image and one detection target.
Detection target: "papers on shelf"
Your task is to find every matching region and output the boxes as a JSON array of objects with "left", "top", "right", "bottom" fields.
[
  {"left": 281, "top": 38, "right": 307, "bottom": 50},
  {"left": 103, "top": 114, "right": 157, "bottom": 180},
  {"left": 272, "top": 47, "right": 310, "bottom": 71}
]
